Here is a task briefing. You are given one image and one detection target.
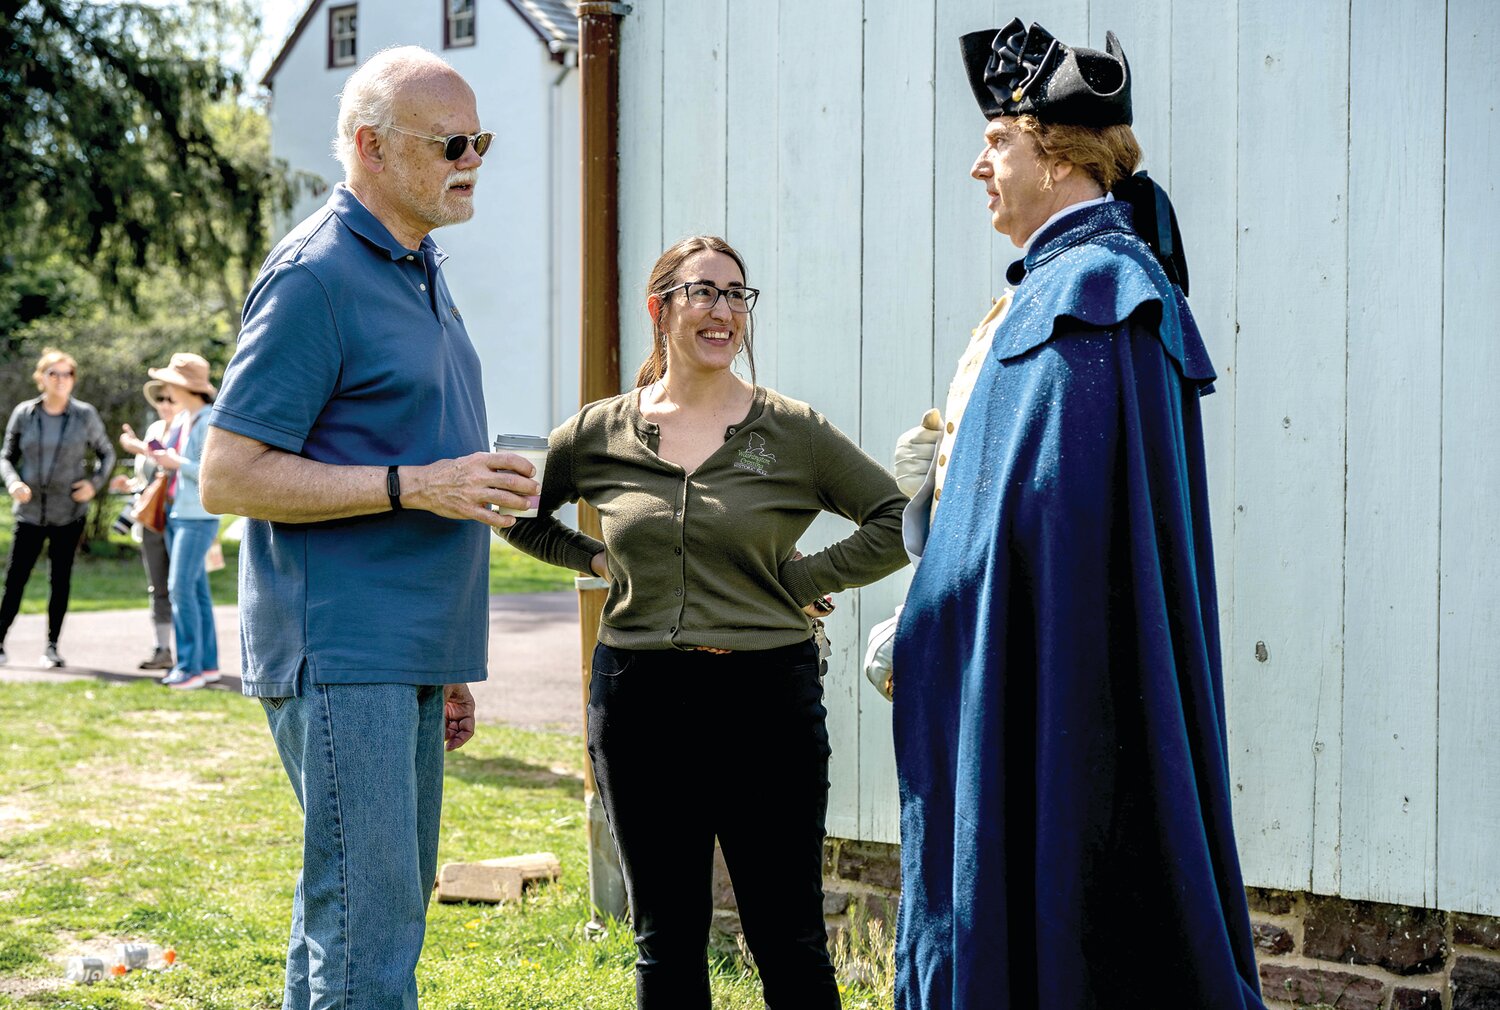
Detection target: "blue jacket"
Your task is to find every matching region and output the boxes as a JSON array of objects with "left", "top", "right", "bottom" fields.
[{"left": 893, "top": 200, "right": 1264, "bottom": 1009}]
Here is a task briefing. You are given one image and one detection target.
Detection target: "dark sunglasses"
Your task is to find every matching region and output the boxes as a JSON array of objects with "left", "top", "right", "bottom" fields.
[
  {"left": 386, "top": 125, "right": 493, "bottom": 161},
  {"left": 154, "top": 395, "right": 172, "bottom": 404},
  {"left": 46, "top": 369, "right": 75, "bottom": 379}
]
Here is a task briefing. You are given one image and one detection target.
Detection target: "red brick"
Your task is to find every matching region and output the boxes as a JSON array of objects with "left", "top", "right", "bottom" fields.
[
  {"left": 1303, "top": 894, "right": 1447, "bottom": 974},
  {"left": 1253, "top": 920, "right": 1295, "bottom": 956},
  {"left": 1259, "top": 963, "right": 1386, "bottom": 1010},
  {"left": 835, "top": 840, "right": 901, "bottom": 892},
  {"left": 1457, "top": 914, "right": 1500, "bottom": 953},
  {"left": 1393, "top": 986, "right": 1442, "bottom": 1009},
  {"left": 1247, "top": 887, "right": 1297, "bottom": 916},
  {"left": 1452, "top": 955, "right": 1500, "bottom": 1010}
]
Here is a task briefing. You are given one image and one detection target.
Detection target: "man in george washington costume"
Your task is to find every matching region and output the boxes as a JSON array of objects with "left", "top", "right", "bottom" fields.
[{"left": 892, "top": 19, "right": 1267, "bottom": 1009}]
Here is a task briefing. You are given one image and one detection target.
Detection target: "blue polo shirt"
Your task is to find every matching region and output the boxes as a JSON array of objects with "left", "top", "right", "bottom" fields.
[{"left": 211, "top": 184, "right": 490, "bottom": 697}]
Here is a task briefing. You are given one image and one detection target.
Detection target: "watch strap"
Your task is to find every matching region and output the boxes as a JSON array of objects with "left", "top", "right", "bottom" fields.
[{"left": 386, "top": 465, "right": 402, "bottom": 511}]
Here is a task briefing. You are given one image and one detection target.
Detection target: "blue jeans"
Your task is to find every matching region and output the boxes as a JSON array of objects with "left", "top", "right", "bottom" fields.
[
  {"left": 164, "top": 518, "right": 219, "bottom": 674},
  {"left": 263, "top": 684, "right": 447, "bottom": 1010}
]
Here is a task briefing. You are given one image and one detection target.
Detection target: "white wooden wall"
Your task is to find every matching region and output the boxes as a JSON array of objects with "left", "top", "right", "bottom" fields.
[{"left": 616, "top": 0, "right": 1500, "bottom": 915}]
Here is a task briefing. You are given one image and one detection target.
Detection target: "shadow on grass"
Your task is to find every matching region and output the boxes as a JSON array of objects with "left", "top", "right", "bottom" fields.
[{"left": 444, "top": 752, "right": 585, "bottom": 798}]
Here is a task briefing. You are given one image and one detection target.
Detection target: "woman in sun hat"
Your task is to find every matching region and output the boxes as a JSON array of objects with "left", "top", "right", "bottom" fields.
[{"left": 146, "top": 352, "right": 222, "bottom": 690}]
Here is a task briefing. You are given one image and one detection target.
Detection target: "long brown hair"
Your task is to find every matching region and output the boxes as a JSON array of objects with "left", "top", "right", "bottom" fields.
[{"left": 633, "top": 235, "right": 757, "bottom": 388}]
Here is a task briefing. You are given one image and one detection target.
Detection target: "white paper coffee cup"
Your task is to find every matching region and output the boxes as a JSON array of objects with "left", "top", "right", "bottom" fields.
[{"left": 493, "top": 434, "right": 549, "bottom": 518}]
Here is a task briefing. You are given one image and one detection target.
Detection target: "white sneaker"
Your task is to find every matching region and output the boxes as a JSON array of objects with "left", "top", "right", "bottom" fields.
[
  {"left": 168, "top": 673, "right": 207, "bottom": 691},
  {"left": 201, "top": 669, "right": 222, "bottom": 684},
  {"left": 43, "top": 644, "right": 64, "bottom": 668}
]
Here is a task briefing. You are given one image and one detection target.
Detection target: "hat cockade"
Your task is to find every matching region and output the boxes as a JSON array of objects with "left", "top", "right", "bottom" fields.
[{"left": 960, "top": 18, "right": 1132, "bottom": 126}]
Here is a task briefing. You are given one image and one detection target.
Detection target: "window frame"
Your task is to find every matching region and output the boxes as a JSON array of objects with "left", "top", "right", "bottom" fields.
[
  {"left": 443, "top": 0, "right": 476, "bottom": 50},
  {"left": 328, "top": 4, "right": 358, "bottom": 69}
]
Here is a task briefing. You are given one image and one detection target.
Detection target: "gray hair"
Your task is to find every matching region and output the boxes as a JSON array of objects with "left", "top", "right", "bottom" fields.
[{"left": 333, "top": 46, "right": 456, "bottom": 175}]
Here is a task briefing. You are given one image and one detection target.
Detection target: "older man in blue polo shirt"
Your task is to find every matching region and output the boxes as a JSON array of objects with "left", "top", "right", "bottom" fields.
[{"left": 200, "top": 46, "right": 538, "bottom": 1010}]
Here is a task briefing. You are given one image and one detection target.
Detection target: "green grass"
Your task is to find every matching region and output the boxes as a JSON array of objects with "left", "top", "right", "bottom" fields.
[
  {"left": 0, "top": 681, "right": 892, "bottom": 1008},
  {"left": 0, "top": 507, "right": 574, "bottom": 616}
]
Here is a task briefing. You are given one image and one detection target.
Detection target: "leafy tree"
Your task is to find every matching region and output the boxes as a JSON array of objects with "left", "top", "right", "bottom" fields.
[
  {"left": 0, "top": 0, "right": 300, "bottom": 543},
  {"left": 0, "top": 0, "right": 293, "bottom": 299}
]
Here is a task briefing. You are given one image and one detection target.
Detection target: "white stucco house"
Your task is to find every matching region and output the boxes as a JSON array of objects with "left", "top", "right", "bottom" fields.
[{"left": 261, "top": 0, "right": 581, "bottom": 440}]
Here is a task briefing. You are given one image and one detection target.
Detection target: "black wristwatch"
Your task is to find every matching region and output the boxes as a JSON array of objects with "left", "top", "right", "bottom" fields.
[{"left": 386, "top": 465, "right": 403, "bottom": 511}]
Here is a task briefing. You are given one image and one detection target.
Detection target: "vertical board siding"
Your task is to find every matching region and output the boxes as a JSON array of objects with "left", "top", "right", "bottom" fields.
[
  {"left": 616, "top": 1, "right": 664, "bottom": 388},
  {"left": 857, "top": 0, "right": 937, "bottom": 843},
  {"left": 1341, "top": 0, "right": 1444, "bottom": 908},
  {"left": 1439, "top": 0, "right": 1500, "bottom": 918},
  {"left": 725, "top": 1, "right": 781, "bottom": 392},
  {"left": 772, "top": 0, "right": 868, "bottom": 840},
  {"left": 615, "top": 0, "right": 1499, "bottom": 916},
  {"left": 659, "top": 0, "right": 728, "bottom": 241},
  {"left": 934, "top": 0, "right": 1003, "bottom": 400},
  {"left": 1169, "top": 0, "right": 1238, "bottom": 736},
  {"left": 1229, "top": 0, "right": 1350, "bottom": 894},
  {"left": 1089, "top": 0, "right": 1170, "bottom": 191}
]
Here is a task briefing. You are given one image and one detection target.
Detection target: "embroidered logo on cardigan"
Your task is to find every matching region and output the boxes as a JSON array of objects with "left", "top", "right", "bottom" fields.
[{"left": 733, "top": 433, "right": 778, "bottom": 476}]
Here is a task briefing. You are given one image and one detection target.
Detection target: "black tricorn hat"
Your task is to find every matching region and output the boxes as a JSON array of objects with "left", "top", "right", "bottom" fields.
[{"left": 960, "top": 18, "right": 1132, "bottom": 126}]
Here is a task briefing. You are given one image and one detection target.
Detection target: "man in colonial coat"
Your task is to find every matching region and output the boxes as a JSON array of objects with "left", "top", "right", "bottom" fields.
[{"left": 892, "top": 19, "right": 1267, "bottom": 1010}]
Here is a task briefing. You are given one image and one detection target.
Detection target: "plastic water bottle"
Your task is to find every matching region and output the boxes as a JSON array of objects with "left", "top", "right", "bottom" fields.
[{"left": 64, "top": 944, "right": 176, "bottom": 983}]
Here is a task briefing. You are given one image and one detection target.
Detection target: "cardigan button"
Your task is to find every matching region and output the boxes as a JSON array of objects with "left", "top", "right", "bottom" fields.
[{"left": 673, "top": 588, "right": 682, "bottom": 597}]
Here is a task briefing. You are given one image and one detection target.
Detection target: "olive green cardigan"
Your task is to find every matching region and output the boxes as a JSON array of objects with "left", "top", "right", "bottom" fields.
[{"left": 504, "top": 386, "right": 909, "bottom": 652}]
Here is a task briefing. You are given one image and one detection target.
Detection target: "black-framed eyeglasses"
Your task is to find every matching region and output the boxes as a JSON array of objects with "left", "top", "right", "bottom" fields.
[
  {"left": 663, "top": 281, "right": 759, "bottom": 314},
  {"left": 386, "top": 125, "right": 494, "bottom": 161}
]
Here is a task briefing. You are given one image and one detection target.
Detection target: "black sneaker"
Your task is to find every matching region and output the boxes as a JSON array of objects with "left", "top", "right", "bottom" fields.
[
  {"left": 138, "top": 648, "right": 174, "bottom": 671},
  {"left": 43, "top": 644, "right": 64, "bottom": 669},
  {"left": 0, "top": 644, "right": 7, "bottom": 665}
]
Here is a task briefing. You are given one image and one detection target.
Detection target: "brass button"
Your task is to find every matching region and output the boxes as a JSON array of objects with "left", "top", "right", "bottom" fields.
[
  {"left": 938, "top": 454, "right": 947, "bottom": 467},
  {"left": 945, "top": 421, "right": 955, "bottom": 434},
  {"left": 934, "top": 487, "right": 942, "bottom": 502}
]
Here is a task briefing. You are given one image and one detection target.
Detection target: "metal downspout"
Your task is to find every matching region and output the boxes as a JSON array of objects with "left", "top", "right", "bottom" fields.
[{"left": 575, "top": 0, "right": 629, "bottom": 931}]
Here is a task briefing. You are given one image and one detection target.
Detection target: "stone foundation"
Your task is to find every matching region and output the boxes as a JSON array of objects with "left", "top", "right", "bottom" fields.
[
  {"left": 1250, "top": 888, "right": 1500, "bottom": 1010},
  {"left": 707, "top": 838, "right": 1500, "bottom": 1009}
]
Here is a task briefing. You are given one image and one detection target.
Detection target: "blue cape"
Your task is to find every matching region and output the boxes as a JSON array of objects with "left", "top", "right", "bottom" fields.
[{"left": 893, "top": 201, "right": 1264, "bottom": 1009}]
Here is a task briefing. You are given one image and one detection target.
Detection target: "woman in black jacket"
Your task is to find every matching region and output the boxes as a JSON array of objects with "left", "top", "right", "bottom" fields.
[{"left": 0, "top": 348, "right": 115, "bottom": 668}]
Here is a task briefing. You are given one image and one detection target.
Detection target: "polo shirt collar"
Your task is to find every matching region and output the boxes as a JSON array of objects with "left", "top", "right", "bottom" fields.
[{"left": 329, "top": 183, "right": 449, "bottom": 267}]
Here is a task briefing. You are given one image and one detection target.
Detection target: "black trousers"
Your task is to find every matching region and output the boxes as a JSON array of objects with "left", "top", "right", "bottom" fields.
[
  {"left": 588, "top": 639, "right": 841, "bottom": 1010},
  {"left": 0, "top": 519, "right": 86, "bottom": 646}
]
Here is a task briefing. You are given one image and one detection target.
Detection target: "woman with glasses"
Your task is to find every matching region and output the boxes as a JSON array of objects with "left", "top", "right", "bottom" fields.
[
  {"left": 505, "top": 235, "right": 908, "bottom": 1009},
  {"left": 0, "top": 348, "right": 115, "bottom": 668},
  {"left": 111, "top": 379, "right": 183, "bottom": 670}
]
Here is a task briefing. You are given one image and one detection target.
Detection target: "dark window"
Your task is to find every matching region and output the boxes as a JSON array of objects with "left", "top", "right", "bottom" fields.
[
  {"left": 444, "top": 0, "right": 475, "bottom": 49},
  {"left": 329, "top": 4, "right": 357, "bottom": 68}
]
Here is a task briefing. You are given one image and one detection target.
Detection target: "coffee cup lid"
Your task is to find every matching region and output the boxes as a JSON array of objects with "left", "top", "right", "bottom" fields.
[{"left": 493, "top": 433, "right": 549, "bottom": 451}]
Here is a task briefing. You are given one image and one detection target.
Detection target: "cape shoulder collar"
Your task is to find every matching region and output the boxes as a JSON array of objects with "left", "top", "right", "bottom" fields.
[
  {"left": 992, "top": 201, "right": 1216, "bottom": 387},
  {"left": 1007, "top": 200, "right": 1136, "bottom": 285}
]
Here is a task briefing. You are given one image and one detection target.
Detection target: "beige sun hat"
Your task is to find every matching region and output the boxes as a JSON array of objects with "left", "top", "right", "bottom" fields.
[
  {"left": 147, "top": 352, "right": 217, "bottom": 396},
  {"left": 141, "top": 379, "right": 168, "bottom": 408}
]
